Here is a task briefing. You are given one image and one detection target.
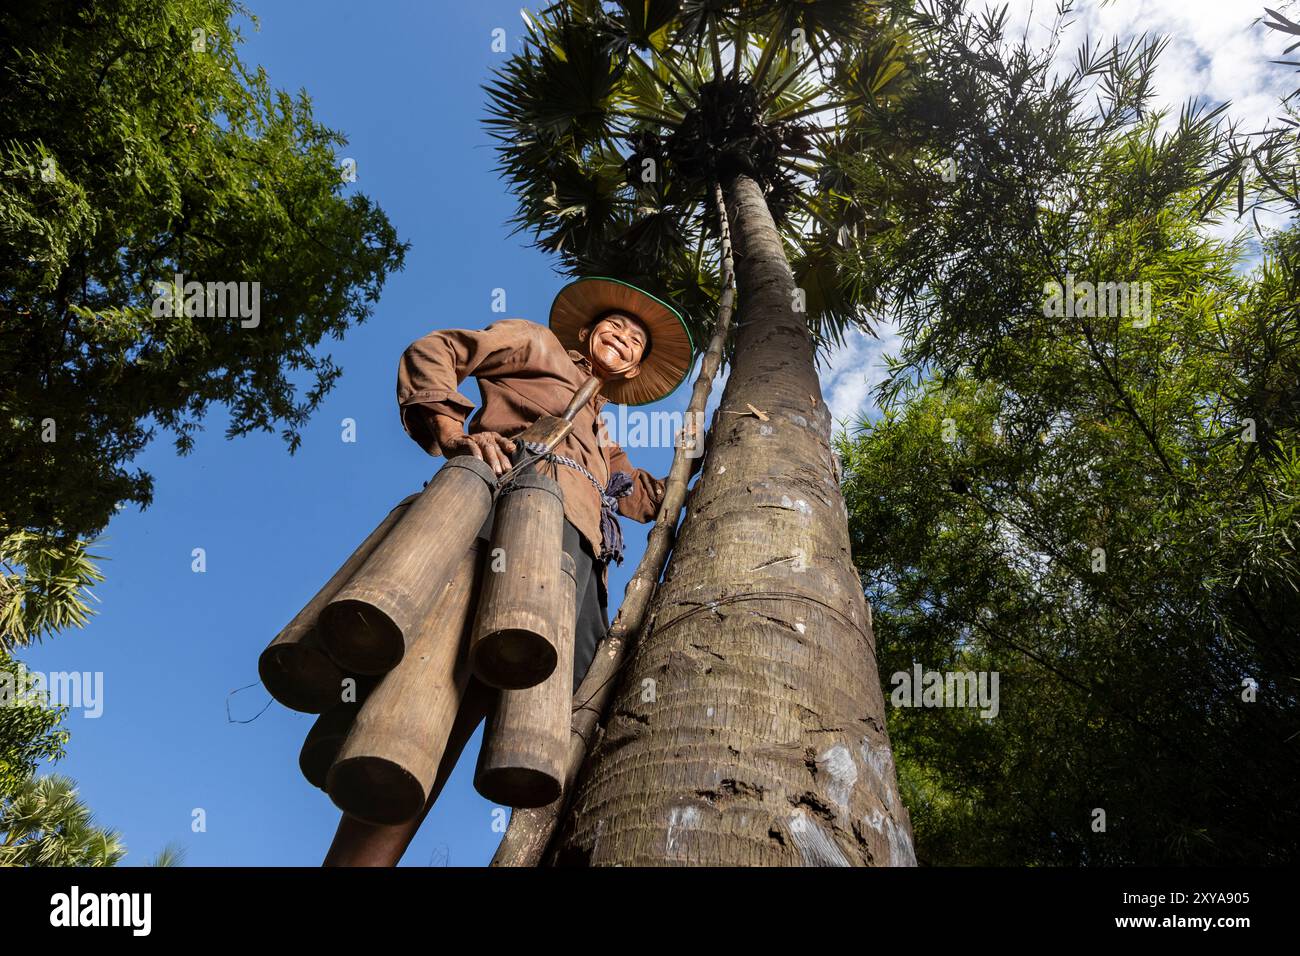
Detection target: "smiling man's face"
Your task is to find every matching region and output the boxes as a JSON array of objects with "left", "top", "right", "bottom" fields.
[{"left": 581, "top": 312, "right": 647, "bottom": 381}]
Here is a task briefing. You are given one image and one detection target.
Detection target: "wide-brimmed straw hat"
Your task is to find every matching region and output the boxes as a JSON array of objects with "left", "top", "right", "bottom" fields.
[{"left": 549, "top": 276, "right": 694, "bottom": 406}]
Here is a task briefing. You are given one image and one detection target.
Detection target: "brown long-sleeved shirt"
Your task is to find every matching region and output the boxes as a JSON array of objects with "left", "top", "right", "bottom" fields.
[{"left": 396, "top": 318, "right": 667, "bottom": 597}]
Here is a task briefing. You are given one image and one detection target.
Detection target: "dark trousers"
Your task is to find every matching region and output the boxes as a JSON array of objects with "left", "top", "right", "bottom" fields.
[{"left": 475, "top": 510, "right": 608, "bottom": 689}]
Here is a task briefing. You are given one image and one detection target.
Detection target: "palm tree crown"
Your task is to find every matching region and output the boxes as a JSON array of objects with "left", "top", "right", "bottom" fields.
[
  {"left": 483, "top": 0, "right": 913, "bottom": 351},
  {"left": 0, "top": 773, "right": 125, "bottom": 867}
]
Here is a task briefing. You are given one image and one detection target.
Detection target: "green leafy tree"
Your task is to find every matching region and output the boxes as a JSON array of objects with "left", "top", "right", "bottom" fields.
[
  {"left": 484, "top": 0, "right": 919, "bottom": 865},
  {"left": 1, "top": 0, "right": 407, "bottom": 627},
  {"left": 836, "top": 0, "right": 1300, "bottom": 863}
]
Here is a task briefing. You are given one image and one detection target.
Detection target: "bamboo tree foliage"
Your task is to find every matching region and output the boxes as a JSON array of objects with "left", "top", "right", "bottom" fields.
[
  {"left": 0, "top": 0, "right": 408, "bottom": 643},
  {"left": 835, "top": 1, "right": 1299, "bottom": 863},
  {"left": 485, "top": 0, "right": 921, "bottom": 865}
]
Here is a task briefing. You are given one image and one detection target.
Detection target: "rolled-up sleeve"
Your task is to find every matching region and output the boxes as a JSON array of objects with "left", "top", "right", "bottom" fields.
[
  {"left": 606, "top": 440, "right": 667, "bottom": 523},
  {"left": 396, "top": 318, "right": 537, "bottom": 456}
]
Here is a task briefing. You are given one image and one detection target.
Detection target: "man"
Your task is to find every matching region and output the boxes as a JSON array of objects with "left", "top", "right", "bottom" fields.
[{"left": 323, "top": 276, "right": 696, "bottom": 866}]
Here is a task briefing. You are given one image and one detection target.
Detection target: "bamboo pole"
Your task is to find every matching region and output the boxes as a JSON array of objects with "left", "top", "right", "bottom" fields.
[
  {"left": 491, "top": 180, "right": 738, "bottom": 866},
  {"left": 326, "top": 537, "right": 485, "bottom": 825},
  {"left": 299, "top": 677, "right": 376, "bottom": 790},
  {"left": 470, "top": 471, "right": 566, "bottom": 689},
  {"left": 320, "top": 456, "right": 496, "bottom": 675},
  {"left": 474, "top": 551, "right": 577, "bottom": 807},
  {"left": 321, "top": 677, "right": 498, "bottom": 866},
  {"left": 259, "top": 494, "right": 417, "bottom": 712}
]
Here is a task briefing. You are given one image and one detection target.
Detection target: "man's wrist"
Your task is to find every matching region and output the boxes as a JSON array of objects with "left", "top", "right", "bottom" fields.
[{"left": 431, "top": 412, "right": 464, "bottom": 447}]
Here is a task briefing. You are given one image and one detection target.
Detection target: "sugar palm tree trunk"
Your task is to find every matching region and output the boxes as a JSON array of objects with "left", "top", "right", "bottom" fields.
[{"left": 548, "top": 173, "right": 916, "bottom": 866}]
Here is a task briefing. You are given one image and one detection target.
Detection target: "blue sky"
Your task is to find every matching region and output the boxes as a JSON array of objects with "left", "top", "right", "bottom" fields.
[{"left": 19, "top": 0, "right": 695, "bottom": 867}]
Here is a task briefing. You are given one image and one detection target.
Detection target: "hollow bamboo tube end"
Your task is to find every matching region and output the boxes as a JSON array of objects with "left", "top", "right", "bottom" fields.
[
  {"left": 317, "top": 599, "right": 404, "bottom": 675},
  {"left": 324, "top": 538, "right": 485, "bottom": 825},
  {"left": 259, "top": 630, "right": 344, "bottom": 713},
  {"left": 474, "top": 552, "right": 577, "bottom": 807},
  {"left": 474, "top": 766, "right": 563, "bottom": 809},
  {"left": 471, "top": 472, "right": 565, "bottom": 689},
  {"left": 261, "top": 495, "right": 417, "bottom": 710},
  {"left": 320, "top": 457, "right": 495, "bottom": 676},
  {"left": 326, "top": 756, "right": 426, "bottom": 826},
  {"left": 470, "top": 631, "right": 558, "bottom": 690}
]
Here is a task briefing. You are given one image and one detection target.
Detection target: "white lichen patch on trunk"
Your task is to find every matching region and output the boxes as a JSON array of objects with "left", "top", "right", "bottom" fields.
[
  {"left": 788, "top": 808, "right": 851, "bottom": 867},
  {"left": 816, "top": 744, "right": 858, "bottom": 815},
  {"left": 666, "top": 805, "right": 702, "bottom": 856},
  {"left": 891, "top": 821, "right": 917, "bottom": 867},
  {"left": 862, "top": 807, "right": 917, "bottom": 867},
  {"left": 859, "top": 737, "right": 917, "bottom": 865},
  {"left": 860, "top": 737, "right": 900, "bottom": 812}
]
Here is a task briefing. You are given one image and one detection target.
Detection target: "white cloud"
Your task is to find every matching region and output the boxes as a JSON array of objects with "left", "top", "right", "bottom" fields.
[
  {"left": 986, "top": 0, "right": 1293, "bottom": 133},
  {"left": 820, "top": 320, "right": 902, "bottom": 436}
]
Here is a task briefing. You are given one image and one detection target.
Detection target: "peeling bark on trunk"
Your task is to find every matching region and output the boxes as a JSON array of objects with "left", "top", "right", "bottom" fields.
[{"left": 547, "top": 173, "right": 916, "bottom": 866}]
